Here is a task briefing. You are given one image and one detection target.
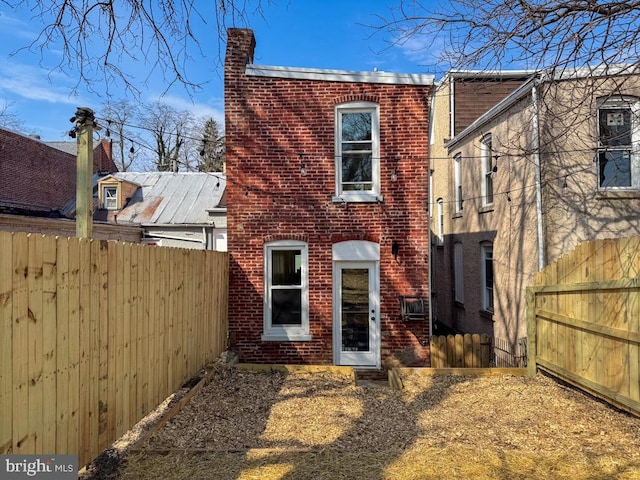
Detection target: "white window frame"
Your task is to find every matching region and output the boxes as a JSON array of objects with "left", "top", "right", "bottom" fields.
[
  {"left": 480, "top": 243, "right": 494, "bottom": 313},
  {"left": 436, "top": 198, "right": 444, "bottom": 245},
  {"left": 334, "top": 102, "right": 381, "bottom": 203},
  {"left": 597, "top": 96, "right": 640, "bottom": 190},
  {"left": 454, "top": 153, "right": 463, "bottom": 213},
  {"left": 481, "top": 134, "right": 494, "bottom": 205},
  {"left": 102, "top": 186, "right": 118, "bottom": 210},
  {"left": 453, "top": 242, "right": 464, "bottom": 304},
  {"left": 262, "top": 240, "right": 311, "bottom": 341}
]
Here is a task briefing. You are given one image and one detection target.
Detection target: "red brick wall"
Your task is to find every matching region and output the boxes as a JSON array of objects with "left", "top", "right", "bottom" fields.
[
  {"left": 0, "top": 129, "right": 118, "bottom": 215},
  {"left": 454, "top": 79, "right": 528, "bottom": 135},
  {"left": 225, "top": 29, "right": 431, "bottom": 365}
]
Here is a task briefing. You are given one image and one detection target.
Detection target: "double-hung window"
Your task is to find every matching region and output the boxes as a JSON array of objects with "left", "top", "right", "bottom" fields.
[
  {"left": 481, "top": 243, "right": 494, "bottom": 313},
  {"left": 453, "top": 242, "right": 464, "bottom": 304},
  {"left": 263, "top": 240, "right": 310, "bottom": 341},
  {"left": 335, "top": 102, "right": 380, "bottom": 201},
  {"left": 481, "top": 134, "right": 494, "bottom": 205},
  {"left": 436, "top": 198, "right": 444, "bottom": 245},
  {"left": 597, "top": 96, "right": 639, "bottom": 189},
  {"left": 454, "top": 153, "right": 463, "bottom": 212},
  {"left": 102, "top": 186, "right": 118, "bottom": 210}
]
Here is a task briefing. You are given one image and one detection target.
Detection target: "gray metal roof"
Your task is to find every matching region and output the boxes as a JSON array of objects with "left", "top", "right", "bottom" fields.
[{"left": 113, "top": 172, "right": 226, "bottom": 226}]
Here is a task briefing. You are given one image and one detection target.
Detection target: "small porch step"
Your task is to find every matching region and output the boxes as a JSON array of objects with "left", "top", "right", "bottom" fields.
[{"left": 354, "top": 369, "right": 389, "bottom": 388}]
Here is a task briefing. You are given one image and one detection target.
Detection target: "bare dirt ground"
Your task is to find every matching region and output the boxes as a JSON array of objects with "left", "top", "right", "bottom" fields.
[{"left": 81, "top": 363, "right": 640, "bottom": 480}]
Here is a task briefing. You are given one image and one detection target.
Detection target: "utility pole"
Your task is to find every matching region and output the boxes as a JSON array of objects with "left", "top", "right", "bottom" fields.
[{"left": 71, "top": 107, "right": 98, "bottom": 239}]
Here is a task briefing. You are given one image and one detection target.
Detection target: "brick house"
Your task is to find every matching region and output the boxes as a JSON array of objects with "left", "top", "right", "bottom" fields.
[
  {"left": 0, "top": 127, "right": 117, "bottom": 216},
  {"left": 224, "top": 28, "right": 433, "bottom": 368}
]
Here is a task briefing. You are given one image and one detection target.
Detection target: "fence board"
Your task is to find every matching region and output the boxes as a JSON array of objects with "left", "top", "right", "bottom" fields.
[
  {"left": 529, "top": 237, "right": 640, "bottom": 416},
  {"left": 0, "top": 230, "right": 12, "bottom": 454},
  {"left": 12, "top": 233, "right": 29, "bottom": 454},
  {"left": 55, "top": 237, "right": 69, "bottom": 453},
  {"left": 0, "top": 232, "right": 229, "bottom": 468},
  {"left": 41, "top": 235, "right": 57, "bottom": 454}
]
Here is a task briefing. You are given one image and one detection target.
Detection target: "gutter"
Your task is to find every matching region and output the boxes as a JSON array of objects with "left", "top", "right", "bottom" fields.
[{"left": 531, "top": 84, "right": 545, "bottom": 271}]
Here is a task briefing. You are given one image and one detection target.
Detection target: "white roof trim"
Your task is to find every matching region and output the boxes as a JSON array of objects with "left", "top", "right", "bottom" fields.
[{"left": 246, "top": 64, "right": 434, "bottom": 85}]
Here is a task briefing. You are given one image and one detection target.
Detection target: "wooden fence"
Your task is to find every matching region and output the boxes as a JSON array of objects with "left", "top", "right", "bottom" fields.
[
  {"left": 430, "top": 334, "right": 492, "bottom": 368},
  {"left": 430, "top": 334, "right": 528, "bottom": 368},
  {"left": 527, "top": 237, "right": 640, "bottom": 416},
  {"left": 0, "top": 232, "right": 229, "bottom": 468}
]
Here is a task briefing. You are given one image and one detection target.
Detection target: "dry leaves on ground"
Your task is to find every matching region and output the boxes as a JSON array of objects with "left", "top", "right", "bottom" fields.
[{"left": 84, "top": 365, "right": 640, "bottom": 479}]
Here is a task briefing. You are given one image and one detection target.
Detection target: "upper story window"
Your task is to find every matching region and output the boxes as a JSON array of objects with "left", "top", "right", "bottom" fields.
[
  {"left": 335, "top": 102, "right": 380, "bottom": 202},
  {"left": 102, "top": 186, "right": 119, "bottom": 210},
  {"left": 454, "top": 153, "right": 463, "bottom": 213},
  {"left": 597, "top": 96, "right": 640, "bottom": 189},
  {"left": 481, "top": 134, "right": 494, "bottom": 205},
  {"left": 263, "top": 240, "right": 310, "bottom": 342}
]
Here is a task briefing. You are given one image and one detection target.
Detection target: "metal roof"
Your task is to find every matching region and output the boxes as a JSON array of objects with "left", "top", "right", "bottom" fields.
[{"left": 112, "top": 172, "right": 226, "bottom": 226}]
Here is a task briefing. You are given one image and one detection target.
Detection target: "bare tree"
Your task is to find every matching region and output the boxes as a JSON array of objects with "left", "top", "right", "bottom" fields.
[
  {"left": 138, "top": 101, "right": 210, "bottom": 172},
  {"left": 377, "top": 1, "right": 640, "bottom": 73},
  {"left": 99, "top": 99, "right": 141, "bottom": 171},
  {"left": 0, "top": 101, "right": 25, "bottom": 131},
  {"left": 9, "top": 0, "right": 272, "bottom": 95}
]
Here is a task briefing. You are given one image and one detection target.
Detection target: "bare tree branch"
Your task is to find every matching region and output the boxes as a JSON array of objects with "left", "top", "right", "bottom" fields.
[{"left": 7, "top": 0, "right": 272, "bottom": 96}]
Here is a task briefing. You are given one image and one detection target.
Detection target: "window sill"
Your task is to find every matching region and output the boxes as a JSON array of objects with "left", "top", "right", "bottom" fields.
[
  {"left": 261, "top": 333, "right": 312, "bottom": 342},
  {"left": 452, "top": 212, "right": 463, "bottom": 219},
  {"left": 333, "top": 194, "right": 383, "bottom": 204},
  {"left": 479, "top": 205, "right": 494, "bottom": 214},
  {"left": 479, "top": 309, "right": 494, "bottom": 321},
  {"left": 596, "top": 190, "right": 640, "bottom": 200}
]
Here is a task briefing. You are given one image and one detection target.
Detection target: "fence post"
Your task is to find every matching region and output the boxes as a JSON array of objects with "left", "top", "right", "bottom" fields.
[{"left": 526, "top": 287, "right": 537, "bottom": 376}]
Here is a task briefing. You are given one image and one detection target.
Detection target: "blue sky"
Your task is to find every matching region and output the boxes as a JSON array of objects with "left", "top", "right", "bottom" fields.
[{"left": 0, "top": 1, "right": 436, "bottom": 141}]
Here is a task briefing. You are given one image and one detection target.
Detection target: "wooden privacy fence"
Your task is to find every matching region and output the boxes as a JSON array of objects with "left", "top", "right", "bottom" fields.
[
  {"left": 430, "top": 334, "right": 492, "bottom": 368},
  {"left": 527, "top": 237, "right": 640, "bottom": 416},
  {"left": 430, "top": 334, "right": 528, "bottom": 368},
  {"left": 0, "top": 232, "right": 229, "bottom": 468}
]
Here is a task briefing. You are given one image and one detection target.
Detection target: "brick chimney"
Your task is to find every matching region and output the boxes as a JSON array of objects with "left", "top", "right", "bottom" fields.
[
  {"left": 225, "top": 28, "right": 256, "bottom": 175},
  {"left": 225, "top": 28, "right": 256, "bottom": 74}
]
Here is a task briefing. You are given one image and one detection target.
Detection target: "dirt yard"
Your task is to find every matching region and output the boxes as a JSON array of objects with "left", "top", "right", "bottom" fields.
[{"left": 81, "top": 364, "right": 640, "bottom": 480}]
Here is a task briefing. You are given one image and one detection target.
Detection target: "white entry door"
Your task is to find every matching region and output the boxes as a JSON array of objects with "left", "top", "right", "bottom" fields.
[{"left": 334, "top": 261, "right": 380, "bottom": 367}]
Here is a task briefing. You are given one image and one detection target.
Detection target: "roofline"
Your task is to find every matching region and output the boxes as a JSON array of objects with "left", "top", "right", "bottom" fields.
[
  {"left": 445, "top": 76, "right": 538, "bottom": 149},
  {"left": 245, "top": 64, "right": 434, "bottom": 86},
  {"left": 437, "top": 69, "right": 537, "bottom": 87}
]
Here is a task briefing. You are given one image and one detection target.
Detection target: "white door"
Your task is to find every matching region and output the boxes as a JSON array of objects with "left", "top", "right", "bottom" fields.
[{"left": 334, "top": 261, "right": 380, "bottom": 367}]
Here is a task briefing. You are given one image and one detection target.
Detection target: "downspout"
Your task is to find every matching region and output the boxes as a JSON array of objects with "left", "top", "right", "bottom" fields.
[{"left": 531, "top": 84, "right": 545, "bottom": 270}]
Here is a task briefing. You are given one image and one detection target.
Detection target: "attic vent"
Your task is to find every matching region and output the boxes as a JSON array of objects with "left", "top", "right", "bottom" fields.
[{"left": 399, "top": 296, "right": 427, "bottom": 322}]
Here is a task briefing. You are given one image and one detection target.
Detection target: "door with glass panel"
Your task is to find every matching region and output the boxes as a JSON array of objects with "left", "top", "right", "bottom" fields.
[{"left": 334, "top": 261, "right": 379, "bottom": 367}]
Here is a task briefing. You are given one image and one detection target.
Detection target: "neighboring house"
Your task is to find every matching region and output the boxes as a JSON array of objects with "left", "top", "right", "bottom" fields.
[
  {"left": 224, "top": 28, "right": 433, "bottom": 368},
  {"left": 430, "top": 65, "right": 640, "bottom": 348},
  {"left": 0, "top": 127, "right": 117, "bottom": 217},
  {"left": 95, "top": 172, "right": 227, "bottom": 251},
  {"left": 429, "top": 70, "right": 534, "bottom": 337}
]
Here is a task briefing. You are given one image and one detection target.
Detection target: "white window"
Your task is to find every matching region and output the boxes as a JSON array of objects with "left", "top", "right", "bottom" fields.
[
  {"left": 263, "top": 240, "right": 310, "bottom": 341},
  {"left": 102, "top": 186, "right": 118, "bottom": 210},
  {"left": 453, "top": 242, "right": 464, "bottom": 303},
  {"left": 454, "top": 153, "right": 463, "bottom": 212},
  {"left": 436, "top": 198, "right": 444, "bottom": 245},
  {"left": 597, "top": 96, "right": 640, "bottom": 189},
  {"left": 335, "top": 102, "right": 380, "bottom": 202},
  {"left": 481, "top": 243, "right": 494, "bottom": 313},
  {"left": 481, "top": 134, "right": 494, "bottom": 205}
]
